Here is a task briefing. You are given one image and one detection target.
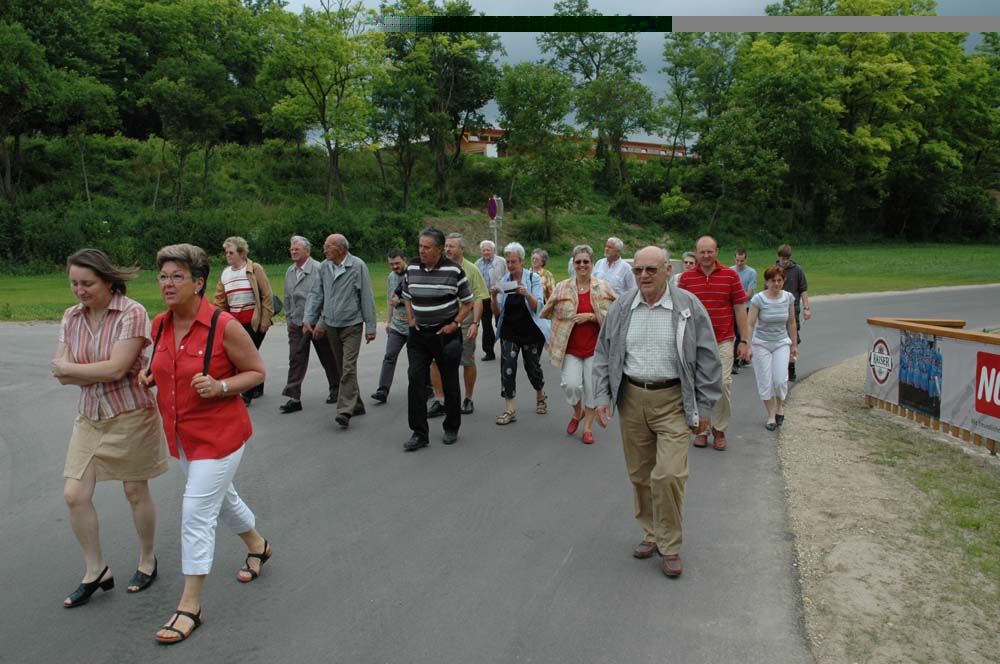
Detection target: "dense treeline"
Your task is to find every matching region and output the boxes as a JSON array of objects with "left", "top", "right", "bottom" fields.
[{"left": 1, "top": 0, "right": 998, "bottom": 270}]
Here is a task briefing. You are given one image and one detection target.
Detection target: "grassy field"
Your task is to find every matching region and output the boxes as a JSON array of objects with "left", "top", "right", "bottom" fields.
[{"left": 1, "top": 244, "right": 998, "bottom": 322}]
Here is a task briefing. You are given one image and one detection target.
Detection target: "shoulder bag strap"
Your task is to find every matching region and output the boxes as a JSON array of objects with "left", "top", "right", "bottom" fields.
[
  {"left": 203, "top": 309, "right": 222, "bottom": 376},
  {"left": 148, "top": 319, "right": 165, "bottom": 368},
  {"left": 145, "top": 318, "right": 166, "bottom": 385}
]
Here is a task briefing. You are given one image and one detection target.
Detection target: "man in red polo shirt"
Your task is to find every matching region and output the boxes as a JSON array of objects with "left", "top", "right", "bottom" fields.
[{"left": 677, "top": 236, "right": 751, "bottom": 450}]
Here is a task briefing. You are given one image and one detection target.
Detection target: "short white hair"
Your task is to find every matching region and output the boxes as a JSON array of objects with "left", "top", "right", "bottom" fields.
[
  {"left": 503, "top": 242, "right": 525, "bottom": 260},
  {"left": 290, "top": 235, "right": 311, "bottom": 250},
  {"left": 606, "top": 237, "right": 624, "bottom": 251},
  {"left": 479, "top": 240, "right": 496, "bottom": 251}
]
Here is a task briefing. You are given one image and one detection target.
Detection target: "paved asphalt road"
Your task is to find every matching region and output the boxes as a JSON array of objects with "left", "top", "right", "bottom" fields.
[{"left": 1, "top": 285, "right": 997, "bottom": 664}]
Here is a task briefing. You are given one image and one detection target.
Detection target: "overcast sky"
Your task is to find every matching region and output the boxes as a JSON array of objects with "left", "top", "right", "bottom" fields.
[{"left": 292, "top": 0, "right": 997, "bottom": 143}]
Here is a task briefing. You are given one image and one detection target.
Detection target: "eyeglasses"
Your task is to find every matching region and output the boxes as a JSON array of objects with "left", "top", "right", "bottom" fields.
[
  {"left": 157, "top": 273, "right": 191, "bottom": 285},
  {"left": 574, "top": 259, "right": 591, "bottom": 265},
  {"left": 631, "top": 266, "right": 660, "bottom": 275},
  {"left": 683, "top": 261, "right": 695, "bottom": 266}
]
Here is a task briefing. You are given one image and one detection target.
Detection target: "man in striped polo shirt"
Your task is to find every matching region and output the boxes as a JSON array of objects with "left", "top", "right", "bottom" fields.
[
  {"left": 401, "top": 227, "right": 475, "bottom": 451},
  {"left": 678, "top": 236, "right": 751, "bottom": 451}
]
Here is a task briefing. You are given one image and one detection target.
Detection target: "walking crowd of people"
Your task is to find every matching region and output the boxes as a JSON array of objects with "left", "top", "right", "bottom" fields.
[{"left": 49, "top": 229, "right": 812, "bottom": 642}]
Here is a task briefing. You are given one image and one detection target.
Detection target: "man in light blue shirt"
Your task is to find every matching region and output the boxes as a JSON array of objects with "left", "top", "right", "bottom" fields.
[
  {"left": 731, "top": 248, "right": 757, "bottom": 372},
  {"left": 475, "top": 240, "right": 507, "bottom": 361},
  {"left": 593, "top": 236, "right": 637, "bottom": 297}
]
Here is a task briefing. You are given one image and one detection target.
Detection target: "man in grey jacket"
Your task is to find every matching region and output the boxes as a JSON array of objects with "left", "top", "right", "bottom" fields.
[
  {"left": 594, "top": 246, "right": 722, "bottom": 578},
  {"left": 279, "top": 235, "right": 341, "bottom": 413},
  {"left": 303, "top": 234, "right": 378, "bottom": 429}
]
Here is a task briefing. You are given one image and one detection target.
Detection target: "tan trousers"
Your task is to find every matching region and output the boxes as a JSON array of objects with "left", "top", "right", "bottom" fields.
[
  {"left": 710, "top": 340, "right": 734, "bottom": 432},
  {"left": 619, "top": 381, "right": 689, "bottom": 555},
  {"left": 326, "top": 323, "right": 363, "bottom": 417}
]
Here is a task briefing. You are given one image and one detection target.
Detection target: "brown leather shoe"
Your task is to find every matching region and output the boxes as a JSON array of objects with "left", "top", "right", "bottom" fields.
[
  {"left": 711, "top": 428, "right": 727, "bottom": 451},
  {"left": 632, "top": 541, "right": 659, "bottom": 559},
  {"left": 693, "top": 434, "right": 708, "bottom": 448},
  {"left": 661, "top": 553, "right": 683, "bottom": 577}
]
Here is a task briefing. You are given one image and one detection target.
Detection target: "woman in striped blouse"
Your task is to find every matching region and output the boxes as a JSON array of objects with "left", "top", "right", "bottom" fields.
[
  {"left": 213, "top": 236, "right": 274, "bottom": 405},
  {"left": 52, "top": 249, "right": 169, "bottom": 608},
  {"left": 747, "top": 266, "right": 799, "bottom": 430}
]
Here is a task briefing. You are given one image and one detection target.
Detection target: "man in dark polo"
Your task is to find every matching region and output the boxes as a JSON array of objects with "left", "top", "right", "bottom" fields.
[
  {"left": 594, "top": 246, "right": 721, "bottom": 578},
  {"left": 401, "top": 227, "right": 474, "bottom": 451},
  {"left": 776, "top": 244, "right": 811, "bottom": 381}
]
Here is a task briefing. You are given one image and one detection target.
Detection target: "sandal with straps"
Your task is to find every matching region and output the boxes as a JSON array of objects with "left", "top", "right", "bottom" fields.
[
  {"left": 155, "top": 609, "right": 203, "bottom": 645},
  {"left": 64, "top": 565, "right": 114, "bottom": 608},
  {"left": 237, "top": 540, "right": 272, "bottom": 583},
  {"left": 535, "top": 395, "right": 548, "bottom": 415},
  {"left": 495, "top": 410, "right": 517, "bottom": 425}
]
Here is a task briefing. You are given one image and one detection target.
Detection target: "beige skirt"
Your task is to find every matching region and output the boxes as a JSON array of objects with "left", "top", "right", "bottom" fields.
[{"left": 64, "top": 407, "right": 170, "bottom": 482}]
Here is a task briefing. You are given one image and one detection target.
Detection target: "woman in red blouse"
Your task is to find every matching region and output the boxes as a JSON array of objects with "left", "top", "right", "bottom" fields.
[
  {"left": 141, "top": 243, "right": 272, "bottom": 645},
  {"left": 540, "top": 245, "right": 617, "bottom": 444},
  {"left": 53, "top": 249, "right": 169, "bottom": 608}
]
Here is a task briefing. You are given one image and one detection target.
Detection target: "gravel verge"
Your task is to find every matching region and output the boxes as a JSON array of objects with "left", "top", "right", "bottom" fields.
[{"left": 781, "top": 355, "right": 1000, "bottom": 664}]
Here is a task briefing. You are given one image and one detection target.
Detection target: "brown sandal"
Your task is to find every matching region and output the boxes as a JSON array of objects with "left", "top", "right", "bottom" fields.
[
  {"left": 535, "top": 395, "right": 547, "bottom": 415},
  {"left": 495, "top": 410, "right": 517, "bottom": 425}
]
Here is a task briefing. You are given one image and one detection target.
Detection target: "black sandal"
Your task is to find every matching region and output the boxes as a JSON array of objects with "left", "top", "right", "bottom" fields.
[
  {"left": 127, "top": 557, "right": 157, "bottom": 593},
  {"left": 776, "top": 414, "right": 785, "bottom": 426},
  {"left": 237, "top": 540, "right": 272, "bottom": 583},
  {"left": 64, "top": 565, "right": 114, "bottom": 608},
  {"left": 155, "top": 609, "right": 203, "bottom": 644}
]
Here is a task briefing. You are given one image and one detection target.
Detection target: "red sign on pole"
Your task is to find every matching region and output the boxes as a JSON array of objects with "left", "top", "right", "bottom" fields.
[{"left": 487, "top": 197, "right": 498, "bottom": 220}]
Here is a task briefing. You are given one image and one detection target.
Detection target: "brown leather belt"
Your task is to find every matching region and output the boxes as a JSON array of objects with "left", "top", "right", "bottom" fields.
[{"left": 626, "top": 376, "right": 680, "bottom": 390}]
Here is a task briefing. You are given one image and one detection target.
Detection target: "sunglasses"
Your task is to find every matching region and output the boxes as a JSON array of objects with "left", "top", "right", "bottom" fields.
[
  {"left": 574, "top": 259, "right": 591, "bottom": 265},
  {"left": 631, "top": 266, "right": 660, "bottom": 275}
]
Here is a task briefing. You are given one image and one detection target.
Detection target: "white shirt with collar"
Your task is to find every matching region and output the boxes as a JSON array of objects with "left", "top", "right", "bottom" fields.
[
  {"left": 594, "top": 257, "right": 637, "bottom": 297},
  {"left": 624, "top": 288, "right": 679, "bottom": 381}
]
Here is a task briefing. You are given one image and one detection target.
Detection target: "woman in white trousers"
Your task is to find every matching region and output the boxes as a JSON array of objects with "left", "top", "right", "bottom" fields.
[{"left": 747, "top": 266, "right": 799, "bottom": 430}]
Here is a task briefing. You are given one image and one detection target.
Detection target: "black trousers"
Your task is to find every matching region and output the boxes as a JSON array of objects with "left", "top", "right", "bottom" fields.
[
  {"left": 241, "top": 322, "right": 266, "bottom": 397},
  {"left": 499, "top": 339, "right": 545, "bottom": 399},
  {"left": 789, "top": 311, "right": 802, "bottom": 373},
  {"left": 407, "top": 326, "right": 463, "bottom": 439},
  {"left": 480, "top": 300, "right": 497, "bottom": 356}
]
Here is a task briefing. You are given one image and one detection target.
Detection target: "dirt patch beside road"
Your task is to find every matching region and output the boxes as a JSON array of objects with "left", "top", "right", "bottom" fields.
[{"left": 781, "top": 356, "right": 1000, "bottom": 663}]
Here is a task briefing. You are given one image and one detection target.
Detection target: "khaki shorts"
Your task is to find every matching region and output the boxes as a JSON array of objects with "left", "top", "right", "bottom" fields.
[
  {"left": 460, "top": 319, "right": 478, "bottom": 367},
  {"left": 64, "top": 407, "right": 170, "bottom": 482}
]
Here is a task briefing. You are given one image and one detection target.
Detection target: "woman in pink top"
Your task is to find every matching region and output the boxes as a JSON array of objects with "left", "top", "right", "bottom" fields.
[{"left": 52, "top": 249, "right": 169, "bottom": 608}]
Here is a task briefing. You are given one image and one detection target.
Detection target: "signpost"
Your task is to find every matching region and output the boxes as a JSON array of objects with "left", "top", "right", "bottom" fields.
[{"left": 487, "top": 195, "right": 503, "bottom": 249}]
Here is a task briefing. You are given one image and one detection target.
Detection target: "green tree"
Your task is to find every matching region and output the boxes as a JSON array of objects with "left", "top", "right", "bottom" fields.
[
  {"left": 372, "top": 0, "right": 436, "bottom": 211},
  {"left": 538, "top": 0, "right": 642, "bottom": 188},
  {"left": 137, "top": 0, "right": 268, "bottom": 208},
  {"left": 496, "top": 62, "right": 585, "bottom": 241},
  {"left": 0, "top": 21, "right": 49, "bottom": 204},
  {"left": 575, "top": 74, "right": 659, "bottom": 191},
  {"left": 261, "top": 4, "right": 385, "bottom": 212},
  {"left": 660, "top": 33, "right": 699, "bottom": 184},
  {"left": 423, "top": 0, "right": 502, "bottom": 207}
]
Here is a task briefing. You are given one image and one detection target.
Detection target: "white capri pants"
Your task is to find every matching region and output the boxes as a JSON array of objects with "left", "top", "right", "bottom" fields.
[
  {"left": 560, "top": 354, "right": 596, "bottom": 408},
  {"left": 177, "top": 443, "right": 256, "bottom": 576},
  {"left": 752, "top": 341, "right": 791, "bottom": 401}
]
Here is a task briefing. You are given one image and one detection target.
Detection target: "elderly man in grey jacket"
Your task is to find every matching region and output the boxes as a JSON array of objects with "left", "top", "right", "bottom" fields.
[
  {"left": 304, "top": 234, "right": 378, "bottom": 429},
  {"left": 279, "top": 235, "right": 341, "bottom": 413},
  {"left": 594, "top": 245, "right": 722, "bottom": 578}
]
